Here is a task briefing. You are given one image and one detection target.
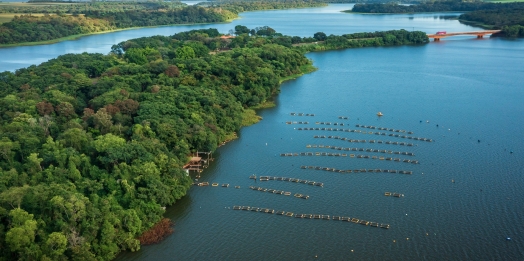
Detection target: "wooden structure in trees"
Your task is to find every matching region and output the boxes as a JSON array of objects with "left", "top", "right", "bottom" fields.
[{"left": 183, "top": 152, "right": 213, "bottom": 177}]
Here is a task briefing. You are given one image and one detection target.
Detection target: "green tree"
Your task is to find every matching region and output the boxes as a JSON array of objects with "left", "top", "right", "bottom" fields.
[
  {"left": 5, "top": 208, "right": 38, "bottom": 253},
  {"left": 45, "top": 232, "right": 67, "bottom": 257},
  {"left": 314, "top": 32, "right": 327, "bottom": 41},
  {"left": 175, "top": 46, "right": 196, "bottom": 60}
]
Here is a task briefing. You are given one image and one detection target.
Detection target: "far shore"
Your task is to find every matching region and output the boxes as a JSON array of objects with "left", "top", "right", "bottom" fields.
[{"left": 0, "top": 18, "right": 240, "bottom": 48}]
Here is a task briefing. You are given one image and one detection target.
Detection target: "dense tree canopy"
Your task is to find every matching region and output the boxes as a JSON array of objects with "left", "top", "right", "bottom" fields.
[
  {"left": 459, "top": 8, "right": 524, "bottom": 37},
  {"left": 0, "top": 26, "right": 316, "bottom": 260}
]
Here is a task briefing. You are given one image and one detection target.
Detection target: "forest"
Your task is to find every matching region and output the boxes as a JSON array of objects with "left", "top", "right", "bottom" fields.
[
  {"left": 0, "top": 26, "right": 428, "bottom": 260},
  {"left": 459, "top": 9, "right": 524, "bottom": 36},
  {"left": 350, "top": 1, "right": 524, "bottom": 13}
]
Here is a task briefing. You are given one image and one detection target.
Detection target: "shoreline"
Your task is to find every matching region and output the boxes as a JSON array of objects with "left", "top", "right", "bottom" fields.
[{"left": 343, "top": 10, "right": 466, "bottom": 15}]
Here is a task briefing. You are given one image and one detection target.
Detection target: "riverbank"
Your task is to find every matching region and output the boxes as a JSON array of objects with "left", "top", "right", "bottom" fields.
[{"left": 242, "top": 64, "right": 317, "bottom": 127}]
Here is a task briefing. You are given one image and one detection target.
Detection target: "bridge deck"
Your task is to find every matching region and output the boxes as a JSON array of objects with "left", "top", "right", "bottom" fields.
[{"left": 426, "top": 30, "right": 501, "bottom": 41}]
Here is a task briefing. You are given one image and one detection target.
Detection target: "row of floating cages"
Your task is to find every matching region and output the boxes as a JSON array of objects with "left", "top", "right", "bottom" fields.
[
  {"left": 305, "top": 145, "right": 415, "bottom": 156},
  {"left": 286, "top": 121, "right": 309, "bottom": 124},
  {"left": 384, "top": 192, "right": 404, "bottom": 197},
  {"left": 355, "top": 124, "right": 414, "bottom": 135},
  {"left": 249, "top": 186, "right": 306, "bottom": 198},
  {"left": 300, "top": 127, "right": 359, "bottom": 132},
  {"left": 290, "top": 112, "right": 315, "bottom": 116},
  {"left": 299, "top": 128, "right": 431, "bottom": 142},
  {"left": 232, "top": 206, "right": 391, "bottom": 228},
  {"left": 257, "top": 176, "right": 324, "bottom": 186},
  {"left": 315, "top": 122, "right": 345, "bottom": 126},
  {"left": 332, "top": 217, "right": 390, "bottom": 229},
  {"left": 301, "top": 166, "right": 413, "bottom": 174},
  {"left": 313, "top": 135, "right": 415, "bottom": 146},
  {"left": 282, "top": 152, "right": 419, "bottom": 163},
  {"left": 194, "top": 182, "right": 240, "bottom": 188},
  {"left": 233, "top": 206, "right": 277, "bottom": 213},
  {"left": 338, "top": 116, "right": 349, "bottom": 120},
  {"left": 294, "top": 214, "right": 330, "bottom": 219}
]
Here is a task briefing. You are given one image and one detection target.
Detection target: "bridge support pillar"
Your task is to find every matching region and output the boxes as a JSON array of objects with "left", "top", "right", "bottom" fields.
[
  {"left": 434, "top": 38, "right": 440, "bottom": 42},
  {"left": 477, "top": 35, "right": 483, "bottom": 39}
]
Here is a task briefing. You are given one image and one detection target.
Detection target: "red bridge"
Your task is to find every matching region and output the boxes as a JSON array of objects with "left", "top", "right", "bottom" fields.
[{"left": 427, "top": 30, "right": 501, "bottom": 41}]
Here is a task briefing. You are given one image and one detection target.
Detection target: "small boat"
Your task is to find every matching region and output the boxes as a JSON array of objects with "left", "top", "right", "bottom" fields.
[{"left": 377, "top": 112, "right": 383, "bottom": 116}]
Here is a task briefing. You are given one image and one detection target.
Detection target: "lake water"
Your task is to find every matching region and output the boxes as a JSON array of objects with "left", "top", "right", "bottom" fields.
[
  {"left": 2, "top": 4, "right": 480, "bottom": 72},
  {"left": 2, "top": 4, "right": 523, "bottom": 261}
]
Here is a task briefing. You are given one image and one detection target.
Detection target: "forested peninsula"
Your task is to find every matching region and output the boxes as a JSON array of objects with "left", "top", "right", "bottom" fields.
[
  {"left": 350, "top": 1, "right": 524, "bottom": 13},
  {"left": 348, "top": 0, "right": 524, "bottom": 37},
  {"left": 0, "top": 1, "right": 326, "bottom": 46},
  {"left": 0, "top": 26, "right": 427, "bottom": 260},
  {"left": 459, "top": 9, "right": 524, "bottom": 37}
]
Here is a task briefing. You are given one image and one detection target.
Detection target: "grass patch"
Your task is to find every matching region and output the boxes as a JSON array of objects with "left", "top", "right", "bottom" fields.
[
  {"left": 250, "top": 100, "right": 276, "bottom": 110},
  {"left": 0, "top": 13, "right": 45, "bottom": 24},
  {"left": 279, "top": 64, "right": 317, "bottom": 83},
  {"left": 458, "top": 19, "right": 496, "bottom": 29},
  {"left": 222, "top": 131, "right": 238, "bottom": 142},
  {"left": 241, "top": 108, "right": 262, "bottom": 126}
]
